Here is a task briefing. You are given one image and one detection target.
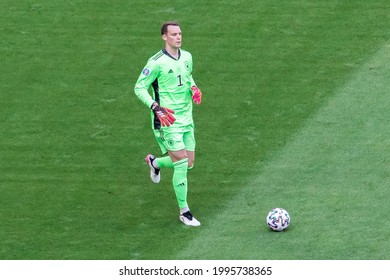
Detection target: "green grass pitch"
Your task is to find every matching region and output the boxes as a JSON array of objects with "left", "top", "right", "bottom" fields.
[{"left": 0, "top": 0, "right": 389, "bottom": 260}]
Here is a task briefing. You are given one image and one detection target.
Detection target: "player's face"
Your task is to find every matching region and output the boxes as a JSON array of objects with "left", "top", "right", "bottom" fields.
[{"left": 163, "top": 25, "right": 182, "bottom": 49}]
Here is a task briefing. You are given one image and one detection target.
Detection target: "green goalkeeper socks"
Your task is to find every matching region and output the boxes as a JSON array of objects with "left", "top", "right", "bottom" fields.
[
  {"left": 156, "top": 155, "right": 194, "bottom": 170},
  {"left": 172, "top": 158, "right": 188, "bottom": 208},
  {"left": 156, "top": 156, "right": 174, "bottom": 168}
]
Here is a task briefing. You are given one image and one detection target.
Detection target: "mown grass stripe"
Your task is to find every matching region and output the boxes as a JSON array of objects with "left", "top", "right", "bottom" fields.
[{"left": 176, "top": 43, "right": 390, "bottom": 259}]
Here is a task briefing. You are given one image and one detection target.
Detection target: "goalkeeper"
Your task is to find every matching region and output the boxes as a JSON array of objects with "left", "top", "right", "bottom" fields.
[{"left": 134, "top": 21, "right": 202, "bottom": 226}]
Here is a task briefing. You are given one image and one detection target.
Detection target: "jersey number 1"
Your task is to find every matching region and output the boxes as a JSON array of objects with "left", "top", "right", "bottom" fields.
[{"left": 177, "top": 75, "right": 183, "bottom": 87}]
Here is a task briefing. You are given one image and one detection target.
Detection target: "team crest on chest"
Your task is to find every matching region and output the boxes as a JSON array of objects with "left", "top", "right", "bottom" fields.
[{"left": 184, "top": 61, "right": 190, "bottom": 70}]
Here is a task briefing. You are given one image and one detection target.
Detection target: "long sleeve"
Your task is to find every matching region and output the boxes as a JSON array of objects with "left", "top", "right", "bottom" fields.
[{"left": 134, "top": 59, "right": 159, "bottom": 108}]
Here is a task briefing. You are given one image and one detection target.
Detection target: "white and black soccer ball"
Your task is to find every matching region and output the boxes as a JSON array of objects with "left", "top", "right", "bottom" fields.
[{"left": 266, "top": 208, "right": 290, "bottom": 231}]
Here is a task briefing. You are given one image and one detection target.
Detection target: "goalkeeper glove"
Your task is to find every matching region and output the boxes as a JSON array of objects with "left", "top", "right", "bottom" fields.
[
  {"left": 151, "top": 104, "right": 176, "bottom": 127},
  {"left": 191, "top": 86, "right": 202, "bottom": 105}
]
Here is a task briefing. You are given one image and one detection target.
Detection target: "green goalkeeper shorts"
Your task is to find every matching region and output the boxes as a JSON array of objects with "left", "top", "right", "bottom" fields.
[{"left": 153, "top": 124, "right": 196, "bottom": 154}]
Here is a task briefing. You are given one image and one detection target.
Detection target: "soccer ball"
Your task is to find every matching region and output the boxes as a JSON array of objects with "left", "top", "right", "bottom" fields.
[{"left": 266, "top": 208, "right": 290, "bottom": 231}]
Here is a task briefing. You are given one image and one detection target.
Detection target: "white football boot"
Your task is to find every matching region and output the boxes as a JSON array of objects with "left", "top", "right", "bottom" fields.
[
  {"left": 179, "top": 211, "right": 201, "bottom": 226},
  {"left": 145, "top": 154, "right": 160, "bottom": 183}
]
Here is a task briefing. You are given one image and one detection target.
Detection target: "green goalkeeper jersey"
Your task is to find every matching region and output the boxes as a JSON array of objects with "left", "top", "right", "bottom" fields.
[{"left": 134, "top": 49, "right": 196, "bottom": 129}]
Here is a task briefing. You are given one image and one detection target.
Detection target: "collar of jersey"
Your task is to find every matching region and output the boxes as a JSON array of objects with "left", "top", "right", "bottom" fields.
[{"left": 162, "top": 48, "right": 181, "bottom": 60}]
